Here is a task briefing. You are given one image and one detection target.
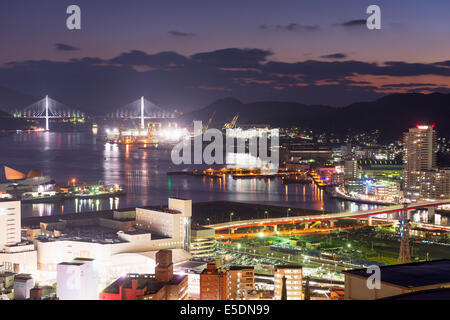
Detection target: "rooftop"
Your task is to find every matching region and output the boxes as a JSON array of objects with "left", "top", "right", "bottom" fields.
[
  {"left": 382, "top": 287, "right": 450, "bottom": 300},
  {"left": 343, "top": 259, "right": 450, "bottom": 288},
  {"left": 229, "top": 266, "right": 255, "bottom": 271},
  {"left": 102, "top": 273, "right": 187, "bottom": 295},
  {"left": 138, "top": 206, "right": 181, "bottom": 215},
  {"left": 275, "top": 265, "right": 303, "bottom": 270},
  {"left": 58, "top": 262, "right": 84, "bottom": 266},
  {"left": 191, "top": 225, "right": 213, "bottom": 231}
]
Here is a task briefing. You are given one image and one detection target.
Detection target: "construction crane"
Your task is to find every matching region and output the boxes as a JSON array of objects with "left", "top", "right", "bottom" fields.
[
  {"left": 223, "top": 114, "right": 239, "bottom": 129},
  {"left": 203, "top": 111, "right": 216, "bottom": 133}
]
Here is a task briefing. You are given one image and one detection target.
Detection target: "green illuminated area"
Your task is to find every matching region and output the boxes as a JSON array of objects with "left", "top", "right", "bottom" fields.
[{"left": 216, "top": 226, "right": 450, "bottom": 280}]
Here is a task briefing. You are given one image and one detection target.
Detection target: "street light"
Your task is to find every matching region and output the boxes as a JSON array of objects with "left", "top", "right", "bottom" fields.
[
  {"left": 287, "top": 208, "right": 291, "bottom": 217},
  {"left": 230, "top": 212, "right": 234, "bottom": 222}
]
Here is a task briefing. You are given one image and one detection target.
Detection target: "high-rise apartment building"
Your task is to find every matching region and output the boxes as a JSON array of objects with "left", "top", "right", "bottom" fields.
[
  {"left": 344, "top": 159, "right": 359, "bottom": 179},
  {"left": 404, "top": 125, "right": 437, "bottom": 173},
  {"left": 403, "top": 125, "right": 449, "bottom": 199}
]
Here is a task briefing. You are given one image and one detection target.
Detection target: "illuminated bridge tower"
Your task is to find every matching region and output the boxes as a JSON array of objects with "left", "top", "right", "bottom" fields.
[
  {"left": 140, "top": 96, "right": 145, "bottom": 129},
  {"left": 398, "top": 204, "right": 411, "bottom": 264},
  {"left": 14, "top": 95, "right": 86, "bottom": 132}
]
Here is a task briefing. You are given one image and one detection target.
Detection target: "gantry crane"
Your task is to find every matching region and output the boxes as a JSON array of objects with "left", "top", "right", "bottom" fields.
[{"left": 223, "top": 114, "right": 239, "bottom": 129}]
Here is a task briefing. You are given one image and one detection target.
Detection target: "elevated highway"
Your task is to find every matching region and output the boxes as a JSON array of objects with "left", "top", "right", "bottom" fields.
[{"left": 205, "top": 199, "right": 450, "bottom": 231}]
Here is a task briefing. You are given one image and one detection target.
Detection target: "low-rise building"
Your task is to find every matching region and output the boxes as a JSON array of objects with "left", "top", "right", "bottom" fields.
[
  {"left": 57, "top": 258, "right": 98, "bottom": 300},
  {"left": 0, "top": 270, "right": 15, "bottom": 300},
  {"left": 13, "top": 274, "right": 34, "bottom": 300},
  {"left": 99, "top": 250, "right": 188, "bottom": 300},
  {"left": 273, "top": 265, "right": 303, "bottom": 300},
  {"left": 227, "top": 266, "right": 255, "bottom": 300},
  {"left": 200, "top": 262, "right": 227, "bottom": 300},
  {"left": 343, "top": 259, "right": 450, "bottom": 300},
  {"left": 190, "top": 226, "right": 215, "bottom": 258}
]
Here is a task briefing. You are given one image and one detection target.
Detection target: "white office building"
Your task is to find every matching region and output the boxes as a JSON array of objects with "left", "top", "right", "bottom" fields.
[
  {"left": 57, "top": 258, "right": 98, "bottom": 300},
  {"left": 35, "top": 198, "right": 192, "bottom": 282},
  {"left": 0, "top": 200, "right": 21, "bottom": 249},
  {"left": 0, "top": 200, "right": 37, "bottom": 274}
]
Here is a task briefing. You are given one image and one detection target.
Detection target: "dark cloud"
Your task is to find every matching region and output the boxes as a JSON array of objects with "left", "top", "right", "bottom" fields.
[
  {"left": 55, "top": 43, "right": 80, "bottom": 51},
  {"left": 1, "top": 48, "right": 450, "bottom": 113},
  {"left": 259, "top": 23, "right": 319, "bottom": 31},
  {"left": 168, "top": 30, "right": 196, "bottom": 37},
  {"left": 339, "top": 19, "right": 366, "bottom": 27},
  {"left": 191, "top": 48, "right": 272, "bottom": 68},
  {"left": 109, "top": 50, "right": 187, "bottom": 67},
  {"left": 381, "top": 83, "right": 437, "bottom": 88},
  {"left": 70, "top": 57, "right": 104, "bottom": 65},
  {"left": 320, "top": 53, "right": 347, "bottom": 60}
]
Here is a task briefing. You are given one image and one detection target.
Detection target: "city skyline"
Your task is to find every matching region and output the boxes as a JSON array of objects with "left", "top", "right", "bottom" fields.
[{"left": 1, "top": 1, "right": 450, "bottom": 304}]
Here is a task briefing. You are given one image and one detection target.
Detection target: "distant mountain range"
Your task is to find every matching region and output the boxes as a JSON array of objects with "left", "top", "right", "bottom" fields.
[
  {"left": 0, "top": 87, "right": 38, "bottom": 130},
  {"left": 0, "top": 86, "right": 38, "bottom": 113},
  {"left": 0, "top": 85, "right": 449, "bottom": 140},
  {"left": 181, "top": 93, "right": 450, "bottom": 141}
]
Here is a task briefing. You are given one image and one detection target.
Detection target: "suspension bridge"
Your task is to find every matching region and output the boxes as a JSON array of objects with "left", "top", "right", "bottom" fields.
[
  {"left": 107, "top": 97, "right": 175, "bottom": 129},
  {"left": 13, "top": 95, "right": 86, "bottom": 131},
  {"left": 10, "top": 95, "right": 176, "bottom": 131}
]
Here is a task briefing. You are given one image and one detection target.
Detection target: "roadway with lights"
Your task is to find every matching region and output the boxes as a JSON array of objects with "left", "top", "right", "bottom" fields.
[{"left": 205, "top": 199, "right": 450, "bottom": 231}]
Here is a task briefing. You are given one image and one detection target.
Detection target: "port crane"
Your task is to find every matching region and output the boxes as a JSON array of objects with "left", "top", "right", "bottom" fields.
[
  {"left": 203, "top": 111, "right": 216, "bottom": 133},
  {"left": 223, "top": 114, "right": 239, "bottom": 129}
]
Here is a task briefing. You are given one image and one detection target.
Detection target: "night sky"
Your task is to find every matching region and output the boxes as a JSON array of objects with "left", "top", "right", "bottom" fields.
[{"left": 1, "top": 0, "right": 450, "bottom": 112}]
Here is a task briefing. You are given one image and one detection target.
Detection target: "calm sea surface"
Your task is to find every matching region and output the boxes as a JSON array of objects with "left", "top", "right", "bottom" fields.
[{"left": 0, "top": 132, "right": 385, "bottom": 218}]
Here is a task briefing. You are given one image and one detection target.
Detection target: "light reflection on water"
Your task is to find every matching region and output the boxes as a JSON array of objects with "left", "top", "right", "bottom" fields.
[{"left": 1, "top": 132, "right": 446, "bottom": 225}]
